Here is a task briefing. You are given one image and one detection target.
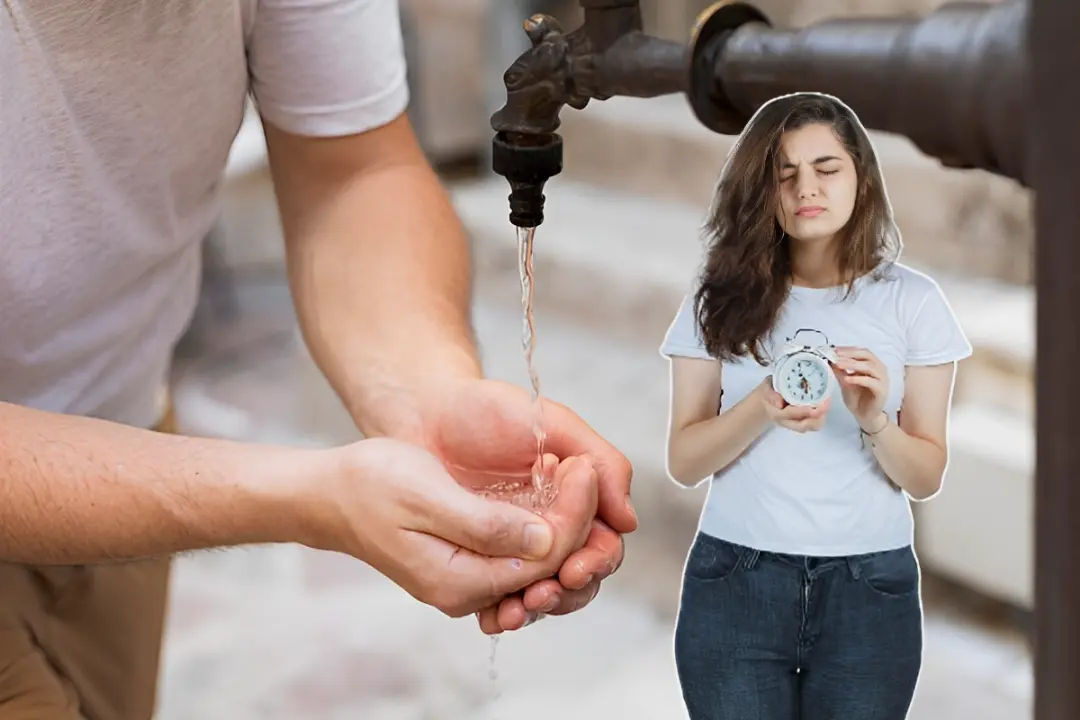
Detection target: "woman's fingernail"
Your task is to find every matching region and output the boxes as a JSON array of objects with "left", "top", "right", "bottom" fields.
[
  {"left": 626, "top": 496, "right": 638, "bottom": 521},
  {"left": 523, "top": 612, "right": 540, "bottom": 627},
  {"left": 539, "top": 596, "right": 560, "bottom": 613}
]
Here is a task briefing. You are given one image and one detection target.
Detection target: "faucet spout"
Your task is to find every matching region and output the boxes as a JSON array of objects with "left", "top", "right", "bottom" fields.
[
  {"left": 491, "top": 130, "right": 564, "bottom": 229},
  {"left": 489, "top": 1, "right": 698, "bottom": 227}
]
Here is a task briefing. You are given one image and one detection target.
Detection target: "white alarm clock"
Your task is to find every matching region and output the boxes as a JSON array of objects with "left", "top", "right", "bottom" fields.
[{"left": 771, "top": 329, "right": 840, "bottom": 407}]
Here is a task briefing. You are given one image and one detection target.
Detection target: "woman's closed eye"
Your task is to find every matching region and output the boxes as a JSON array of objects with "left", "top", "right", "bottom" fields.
[{"left": 780, "top": 169, "right": 840, "bottom": 183}]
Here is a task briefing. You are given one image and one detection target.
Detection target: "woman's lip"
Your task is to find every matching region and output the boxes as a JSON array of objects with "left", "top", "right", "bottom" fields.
[{"left": 796, "top": 207, "right": 825, "bottom": 217}]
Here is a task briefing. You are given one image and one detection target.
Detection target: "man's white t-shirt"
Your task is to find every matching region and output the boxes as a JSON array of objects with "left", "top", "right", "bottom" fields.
[
  {"left": 660, "top": 262, "right": 972, "bottom": 556},
  {"left": 0, "top": 1, "right": 409, "bottom": 428}
]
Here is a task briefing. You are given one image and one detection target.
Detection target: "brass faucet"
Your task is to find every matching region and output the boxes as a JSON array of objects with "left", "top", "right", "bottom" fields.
[{"left": 490, "top": 0, "right": 1029, "bottom": 228}]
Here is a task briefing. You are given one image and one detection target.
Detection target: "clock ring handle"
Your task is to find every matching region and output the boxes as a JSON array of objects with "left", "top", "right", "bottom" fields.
[{"left": 790, "top": 328, "right": 831, "bottom": 347}]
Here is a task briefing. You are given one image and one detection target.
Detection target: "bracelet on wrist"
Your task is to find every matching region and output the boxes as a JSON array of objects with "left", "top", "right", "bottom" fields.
[{"left": 860, "top": 412, "right": 889, "bottom": 437}]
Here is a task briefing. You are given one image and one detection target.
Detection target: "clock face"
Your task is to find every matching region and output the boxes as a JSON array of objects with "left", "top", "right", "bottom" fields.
[{"left": 781, "top": 354, "right": 830, "bottom": 405}]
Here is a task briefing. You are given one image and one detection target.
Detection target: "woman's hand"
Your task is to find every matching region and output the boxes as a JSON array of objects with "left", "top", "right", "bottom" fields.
[
  {"left": 831, "top": 346, "right": 890, "bottom": 430},
  {"left": 758, "top": 377, "right": 831, "bottom": 433}
]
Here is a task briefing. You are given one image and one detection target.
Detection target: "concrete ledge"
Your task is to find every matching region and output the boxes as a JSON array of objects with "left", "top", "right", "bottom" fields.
[
  {"left": 915, "top": 402, "right": 1034, "bottom": 609},
  {"left": 934, "top": 274, "right": 1034, "bottom": 420}
]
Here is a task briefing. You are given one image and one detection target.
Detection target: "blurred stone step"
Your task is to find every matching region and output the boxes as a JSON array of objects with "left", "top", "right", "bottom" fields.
[
  {"left": 555, "top": 95, "right": 1034, "bottom": 285},
  {"left": 933, "top": 274, "right": 1034, "bottom": 421},
  {"left": 484, "top": 633, "right": 686, "bottom": 719},
  {"left": 915, "top": 401, "right": 1034, "bottom": 610},
  {"left": 565, "top": 636, "right": 687, "bottom": 719},
  {"left": 158, "top": 543, "right": 674, "bottom": 720},
  {"left": 453, "top": 174, "right": 1034, "bottom": 419}
]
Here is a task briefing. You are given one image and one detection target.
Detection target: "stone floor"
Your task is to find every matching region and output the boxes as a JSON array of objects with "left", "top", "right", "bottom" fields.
[{"left": 161, "top": 267, "right": 1034, "bottom": 719}]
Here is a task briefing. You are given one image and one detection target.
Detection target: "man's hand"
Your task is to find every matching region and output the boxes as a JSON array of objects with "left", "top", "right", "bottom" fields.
[
  {"left": 304, "top": 438, "right": 598, "bottom": 618},
  {"left": 407, "top": 378, "right": 636, "bottom": 634},
  {"left": 477, "top": 517, "right": 624, "bottom": 633}
]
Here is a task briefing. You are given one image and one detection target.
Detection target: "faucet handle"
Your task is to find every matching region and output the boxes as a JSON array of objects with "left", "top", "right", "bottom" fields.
[
  {"left": 522, "top": 13, "right": 562, "bottom": 46},
  {"left": 523, "top": 15, "right": 593, "bottom": 109},
  {"left": 492, "top": 14, "right": 592, "bottom": 135}
]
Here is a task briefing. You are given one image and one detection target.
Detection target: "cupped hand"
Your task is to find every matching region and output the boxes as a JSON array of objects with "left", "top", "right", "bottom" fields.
[
  {"left": 831, "top": 346, "right": 889, "bottom": 428},
  {"left": 476, "top": 515, "right": 623, "bottom": 633},
  {"left": 413, "top": 378, "right": 636, "bottom": 634},
  {"left": 759, "top": 377, "right": 831, "bottom": 433},
  {"left": 302, "top": 437, "right": 597, "bottom": 618}
]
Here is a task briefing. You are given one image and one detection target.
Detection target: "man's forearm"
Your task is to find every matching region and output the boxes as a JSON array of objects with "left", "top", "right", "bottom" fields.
[
  {"left": 0, "top": 402, "right": 308, "bottom": 564},
  {"left": 271, "top": 119, "right": 482, "bottom": 440}
]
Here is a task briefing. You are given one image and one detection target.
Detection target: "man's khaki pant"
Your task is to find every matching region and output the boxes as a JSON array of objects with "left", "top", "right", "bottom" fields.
[{"left": 0, "top": 408, "right": 177, "bottom": 720}]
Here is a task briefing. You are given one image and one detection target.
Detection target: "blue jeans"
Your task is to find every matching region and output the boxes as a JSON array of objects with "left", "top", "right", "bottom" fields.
[{"left": 673, "top": 532, "right": 923, "bottom": 720}]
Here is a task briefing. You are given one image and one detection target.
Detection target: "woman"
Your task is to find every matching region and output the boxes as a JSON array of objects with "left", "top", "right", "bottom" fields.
[{"left": 661, "top": 92, "right": 971, "bottom": 719}]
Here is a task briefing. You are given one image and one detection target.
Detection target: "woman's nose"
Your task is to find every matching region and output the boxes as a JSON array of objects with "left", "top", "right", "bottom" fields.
[{"left": 794, "top": 167, "right": 819, "bottom": 198}]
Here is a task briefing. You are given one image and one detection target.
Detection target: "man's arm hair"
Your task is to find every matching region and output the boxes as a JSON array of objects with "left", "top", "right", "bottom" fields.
[{"left": 0, "top": 402, "right": 310, "bottom": 564}]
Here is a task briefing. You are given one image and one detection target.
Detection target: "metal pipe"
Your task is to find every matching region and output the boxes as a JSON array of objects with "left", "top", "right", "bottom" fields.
[
  {"left": 578, "top": 0, "right": 643, "bottom": 52},
  {"left": 582, "top": 30, "right": 689, "bottom": 98},
  {"left": 700, "top": 0, "right": 1029, "bottom": 184}
]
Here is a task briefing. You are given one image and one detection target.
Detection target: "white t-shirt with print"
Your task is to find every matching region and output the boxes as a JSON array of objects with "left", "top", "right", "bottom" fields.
[
  {"left": 660, "top": 262, "right": 972, "bottom": 556},
  {"left": 1, "top": 0, "right": 408, "bottom": 428}
]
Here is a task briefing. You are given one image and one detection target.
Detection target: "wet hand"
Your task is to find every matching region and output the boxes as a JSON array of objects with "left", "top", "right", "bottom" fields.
[
  {"left": 831, "top": 346, "right": 889, "bottom": 428},
  {"left": 759, "top": 377, "right": 831, "bottom": 433},
  {"left": 301, "top": 437, "right": 597, "bottom": 618},
  {"left": 475, "top": 515, "right": 622, "bottom": 633},
  {"left": 410, "top": 378, "right": 636, "bottom": 634}
]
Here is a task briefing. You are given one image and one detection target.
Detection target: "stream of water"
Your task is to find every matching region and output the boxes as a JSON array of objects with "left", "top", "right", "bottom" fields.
[
  {"left": 518, "top": 225, "right": 546, "bottom": 489},
  {"left": 487, "top": 225, "right": 552, "bottom": 712}
]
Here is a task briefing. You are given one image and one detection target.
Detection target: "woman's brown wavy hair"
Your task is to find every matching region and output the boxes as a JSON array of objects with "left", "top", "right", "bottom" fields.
[{"left": 693, "top": 93, "right": 901, "bottom": 365}]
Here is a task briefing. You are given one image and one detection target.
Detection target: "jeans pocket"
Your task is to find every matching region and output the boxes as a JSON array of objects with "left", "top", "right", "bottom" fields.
[
  {"left": 683, "top": 533, "right": 748, "bottom": 583},
  {"left": 857, "top": 546, "right": 920, "bottom": 598}
]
